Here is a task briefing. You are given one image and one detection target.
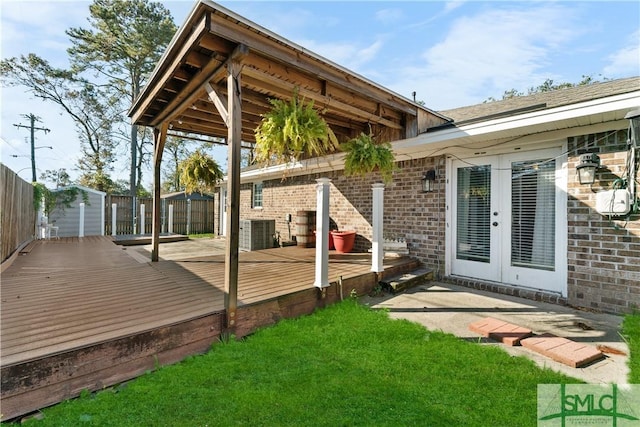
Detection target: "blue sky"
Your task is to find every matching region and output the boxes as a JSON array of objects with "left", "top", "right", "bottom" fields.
[{"left": 1, "top": 0, "right": 639, "bottom": 186}]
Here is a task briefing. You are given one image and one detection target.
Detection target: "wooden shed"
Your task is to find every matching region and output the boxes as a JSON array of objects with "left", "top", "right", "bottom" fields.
[{"left": 48, "top": 185, "right": 106, "bottom": 238}]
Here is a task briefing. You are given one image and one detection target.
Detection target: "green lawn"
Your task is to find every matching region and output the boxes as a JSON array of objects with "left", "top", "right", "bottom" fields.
[
  {"left": 187, "top": 233, "right": 215, "bottom": 239},
  {"left": 623, "top": 312, "right": 640, "bottom": 384},
  {"left": 21, "top": 300, "right": 581, "bottom": 426}
]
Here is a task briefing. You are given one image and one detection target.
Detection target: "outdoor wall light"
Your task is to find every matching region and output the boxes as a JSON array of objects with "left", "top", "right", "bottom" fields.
[
  {"left": 576, "top": 153, "right": 601, "bottom": 185},
  {"left": 421, "top": 170, "right": 436, "bottom": 192},
  {"left": 625, "top": 108, "right": 640, "bottom": 148}
]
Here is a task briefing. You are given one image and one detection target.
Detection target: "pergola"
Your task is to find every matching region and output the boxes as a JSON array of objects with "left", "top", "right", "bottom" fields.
[{"left": 129, "top": 0, "right": 447, "bottom": 328}]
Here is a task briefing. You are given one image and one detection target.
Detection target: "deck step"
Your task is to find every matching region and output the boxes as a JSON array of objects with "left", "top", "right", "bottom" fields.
[
  {"left": 19, "top": 241, "right": 38, "bottom": 255},
  {"left": 468, "top": 317, "right": 533, "bottom": 346},
  {"left": 379, "top": 268, "right": 433, "bottom": 294},
  {"left": 521, "top": 334, "right": 605, "bottom": 368}
]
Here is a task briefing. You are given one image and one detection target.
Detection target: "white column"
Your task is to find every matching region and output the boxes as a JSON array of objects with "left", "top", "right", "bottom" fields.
[
  {"left": 79, "top": 202, "right": 85, "bottom": 237},
  {"left": 168, "top": 204, "right": 174, "bottom": 234},
  {"left": 186, "top": 199, "right": 192, "bottom": 235},
  {"left": 371, "top": 183, "right": 385, "bottom": 272},
  {"left": 111, "top": 203, "right": 117, "bottom": 236},
  {"left": 140, "top": 204, "right": 146, "bottom": 235},
  {"left": 314, "top": 178, "right": 331, "bottom": 288}
]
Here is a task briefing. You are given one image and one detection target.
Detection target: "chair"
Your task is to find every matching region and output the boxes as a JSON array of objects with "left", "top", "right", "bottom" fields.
[{"left": 46, "top": 224, "right": 59, "bottom": 239}]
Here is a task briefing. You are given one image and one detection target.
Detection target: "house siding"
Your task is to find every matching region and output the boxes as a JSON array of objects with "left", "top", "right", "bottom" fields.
[
  {"left": 50, "top": 188, "right": 105, "bottom": 237},
  {"left": 567, "top": 129, "right": 640, "bottom": 314}
]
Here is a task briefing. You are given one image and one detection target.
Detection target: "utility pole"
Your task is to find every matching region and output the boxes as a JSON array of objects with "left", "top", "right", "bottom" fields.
[{"left": 13, "top": 114, "right": 50, "bottom": 182}]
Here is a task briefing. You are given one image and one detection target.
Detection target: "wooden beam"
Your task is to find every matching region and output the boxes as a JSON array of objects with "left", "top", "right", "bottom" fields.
[
  {"left": 242, "top": 69, "right": 403, "bottom": 130},
  {"left": 130, "top": 15, "right": 208, "bottom": 124},
  {"left": 151, "top": 123, "right": 168, "bottom": 262},
  {"left": 207, "top": 12, "right": 417, "bottom": 115},
  {"left": 205, "top": 82, "right": 229, "bottom": 127},
  {"left": 150, "top": 43, "right": 249, "bottom": 128},
  {"left": 224, "top": 59, "right": 243, "bottom": 330}
]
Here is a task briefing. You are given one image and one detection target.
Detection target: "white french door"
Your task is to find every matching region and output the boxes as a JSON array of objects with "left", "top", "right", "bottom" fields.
[{"left": 449, "top": 148, "right": 567, "bottom": 295}]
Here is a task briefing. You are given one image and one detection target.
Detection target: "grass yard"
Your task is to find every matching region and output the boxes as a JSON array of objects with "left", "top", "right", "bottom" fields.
[
  {"left": 188, "top": 233, "right": 215, "bottom": 239},
  {"left": 21, "top": 300, "right": 581, "bottom": 426},
  {"left": 623, "top": 312, "right": 640, "bottom": 384}
]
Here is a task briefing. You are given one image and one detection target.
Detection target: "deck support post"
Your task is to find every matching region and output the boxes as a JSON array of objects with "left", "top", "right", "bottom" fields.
[
  {"left": 151, "top": 123, "right": 168, "bottom": 262},
  {"left": 371, "top": 183, "right": 385, "bottom": 273},
  {"left": 314, "top": 178, "right": 331, "bottom": 288},
  {"left": 224, "top": 59, "right": 243, "bottom": 329}
]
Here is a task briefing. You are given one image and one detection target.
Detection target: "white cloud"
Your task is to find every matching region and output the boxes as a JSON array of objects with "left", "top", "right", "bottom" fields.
[
  {"left": 300, "top": 38, "right": 384, "bottom": 71},
  {"left": 389, "top": 5, "right": 579, "bottom": 109},
  {"left": 443, "top": 1, "right": 465, "bottom": 14},
  {"left": 1, "top": 1, "right": 88, "bottom": 66},
  {"left": 603, "top": 29, "right": 640, "bottom": 78},
  {"left": 375, "top": 8, "right": 404, "bottom": 25}
]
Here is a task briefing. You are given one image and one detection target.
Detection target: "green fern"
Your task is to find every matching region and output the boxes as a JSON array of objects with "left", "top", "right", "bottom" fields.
[
  {"left": 255, "top": 88, "right": 338, "bottom": 166},
  {"left": 179, "top": 149, "right": 223, "bottom": 195},
  {"left": 341, "top": 132, "right": 395, "bottom": 183}
]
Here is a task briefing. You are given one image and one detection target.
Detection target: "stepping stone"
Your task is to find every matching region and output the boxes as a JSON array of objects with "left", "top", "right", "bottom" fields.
[
  {"left": 521, "top": 334, "right": 604, "bottom": 368},
  {"left": 468, "top": 317, "right": 533, "bottom": 346}
]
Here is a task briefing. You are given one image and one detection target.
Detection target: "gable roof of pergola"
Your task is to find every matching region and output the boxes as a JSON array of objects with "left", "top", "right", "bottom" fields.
[{"left": 129, "top": 0, "right": 450, "bottom": 147}]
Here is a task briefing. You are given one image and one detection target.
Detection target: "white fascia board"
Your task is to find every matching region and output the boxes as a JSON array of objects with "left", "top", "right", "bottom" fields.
[
  {"left": 396, "top": 91, "right": 640, "bottom": 152},
  {"left": 229, "top": 152, "right": 348, "bottom": 184}
]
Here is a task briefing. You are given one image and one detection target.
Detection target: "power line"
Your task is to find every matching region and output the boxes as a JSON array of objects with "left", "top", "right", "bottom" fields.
[{"left": 13, "top": 114, "right": 51, "bottom": 182}]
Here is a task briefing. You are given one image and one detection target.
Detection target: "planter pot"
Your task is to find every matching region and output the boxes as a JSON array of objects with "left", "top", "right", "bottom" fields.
[
  {"left": 331, "top": 231, "right": 356, "bottom": 253},
  {"left": 313, "top": 230, "right": 335, "bottom": 250}
]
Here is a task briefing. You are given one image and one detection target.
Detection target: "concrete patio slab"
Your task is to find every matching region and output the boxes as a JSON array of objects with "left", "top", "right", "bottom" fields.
[{"left": 361, "top": 282, "right": 629, "bottom": 384}]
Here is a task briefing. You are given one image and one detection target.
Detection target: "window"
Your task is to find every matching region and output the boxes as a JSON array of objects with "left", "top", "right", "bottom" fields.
[
  {"left": 252, "top": 182, "right": 263, "bottom": 208},
  {"left": 510, "top": 159, "right": 555, "bottom": 271}
]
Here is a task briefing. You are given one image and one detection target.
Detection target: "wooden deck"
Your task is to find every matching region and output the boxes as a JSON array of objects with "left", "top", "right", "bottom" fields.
[{"left": 1, "top": 236, "right": 419, "bottom": 420}]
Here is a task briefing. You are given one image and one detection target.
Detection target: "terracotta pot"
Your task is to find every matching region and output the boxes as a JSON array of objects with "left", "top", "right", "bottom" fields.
[
  {"left": 313, "top": 230, "right": 335, "bottom": 250},
  {"left": 330, "top": 230, "right": 356, "bottom": 253}
]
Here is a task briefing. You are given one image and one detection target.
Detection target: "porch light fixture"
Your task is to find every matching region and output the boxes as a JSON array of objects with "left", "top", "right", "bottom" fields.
[
  {"left": 576, "top": 153, "right": 600, "bottom": 185},
  {"left": 625, "top": 108, "right": 640, "bottom": 148},
  {"left": 421, "top": 170, "right": 436, "bottom": 192}
]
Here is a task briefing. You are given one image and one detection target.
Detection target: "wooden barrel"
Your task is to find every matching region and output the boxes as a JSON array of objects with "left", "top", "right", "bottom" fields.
[{"left": 296, "top": 210, "right": 316, "bottom": 247}]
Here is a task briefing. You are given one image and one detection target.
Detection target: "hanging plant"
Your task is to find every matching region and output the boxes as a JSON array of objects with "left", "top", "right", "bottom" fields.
[
  {"left": 254, "top": 87, "right": 338, "bottom": 166},
  {"left": 179, "top": 149, "right": 223, "bottom": 195},
  {"left": 341, "top": 132, "right": 395, "bottom": 183}
]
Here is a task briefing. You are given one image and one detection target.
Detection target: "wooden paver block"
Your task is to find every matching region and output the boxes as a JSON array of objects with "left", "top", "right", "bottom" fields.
[
  {"left": 468, "top": 317, "right": 533, "bottom": 346},
  {"left": 520, "top": 334, "right": 604, "bottom": 368}
]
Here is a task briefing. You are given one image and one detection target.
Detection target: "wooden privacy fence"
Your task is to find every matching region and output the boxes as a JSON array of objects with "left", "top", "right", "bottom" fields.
[
  {"left": 105, "top": 195, "right": 214, "bottom": 235},
  {"left": 1, "top": 164, "right": 36, "bottom": 262}
]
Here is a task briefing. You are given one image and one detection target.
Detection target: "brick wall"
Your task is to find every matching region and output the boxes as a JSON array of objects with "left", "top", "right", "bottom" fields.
[
  {"left": 215, "top": 156, "right": 447, "bottom": 273},
  {"left": 216, "top": 129, "right": 640, "bottom": 315},
  {"left": 567, "top": 129, "right": 640, "bottom": 314}
]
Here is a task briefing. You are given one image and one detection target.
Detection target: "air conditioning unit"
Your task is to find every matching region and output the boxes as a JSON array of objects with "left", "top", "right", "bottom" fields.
[
  {"left": 239, "top": 219, "right": 276, "bottom": 251},
  {"left": 595, "top": 189, "right": 631, "bottom": 215}
]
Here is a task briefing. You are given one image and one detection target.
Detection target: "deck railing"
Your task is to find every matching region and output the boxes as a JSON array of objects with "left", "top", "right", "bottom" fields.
[{"left": 105, "top": 195, "right": 215, "bottom": 235}]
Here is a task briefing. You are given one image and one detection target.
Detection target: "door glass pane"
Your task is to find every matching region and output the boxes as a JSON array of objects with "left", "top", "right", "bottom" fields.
[
  {"left": 456, "top": 165, "right": 491, "bottom": 262},
  {"left": 511, "top": 159, "right": 555, "bottom": 271}
]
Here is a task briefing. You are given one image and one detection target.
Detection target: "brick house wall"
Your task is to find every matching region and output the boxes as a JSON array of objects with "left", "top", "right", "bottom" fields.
[
  {"left": 567, "top": 129, "right": 640, "bottom": 314},
  {"left": 215, "top": 156, "right": 447, "bottom": 273},
  {"left": 214, "top": 128, "right": 639, "bottom": 315}
]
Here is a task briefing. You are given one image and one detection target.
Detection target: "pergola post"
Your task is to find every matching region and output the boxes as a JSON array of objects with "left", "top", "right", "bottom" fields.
[
  {"left": 314, "top": 178, "right": 331, "bottom": 288},
  {"left": 151, "top": 124, "right": 167, "bottom": 262},
  {"left": 371, "top": 183, "right": 385, "bottom": 273},
  {"left": 224, "top": 60, "right": 243, "bottom": 329}
]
